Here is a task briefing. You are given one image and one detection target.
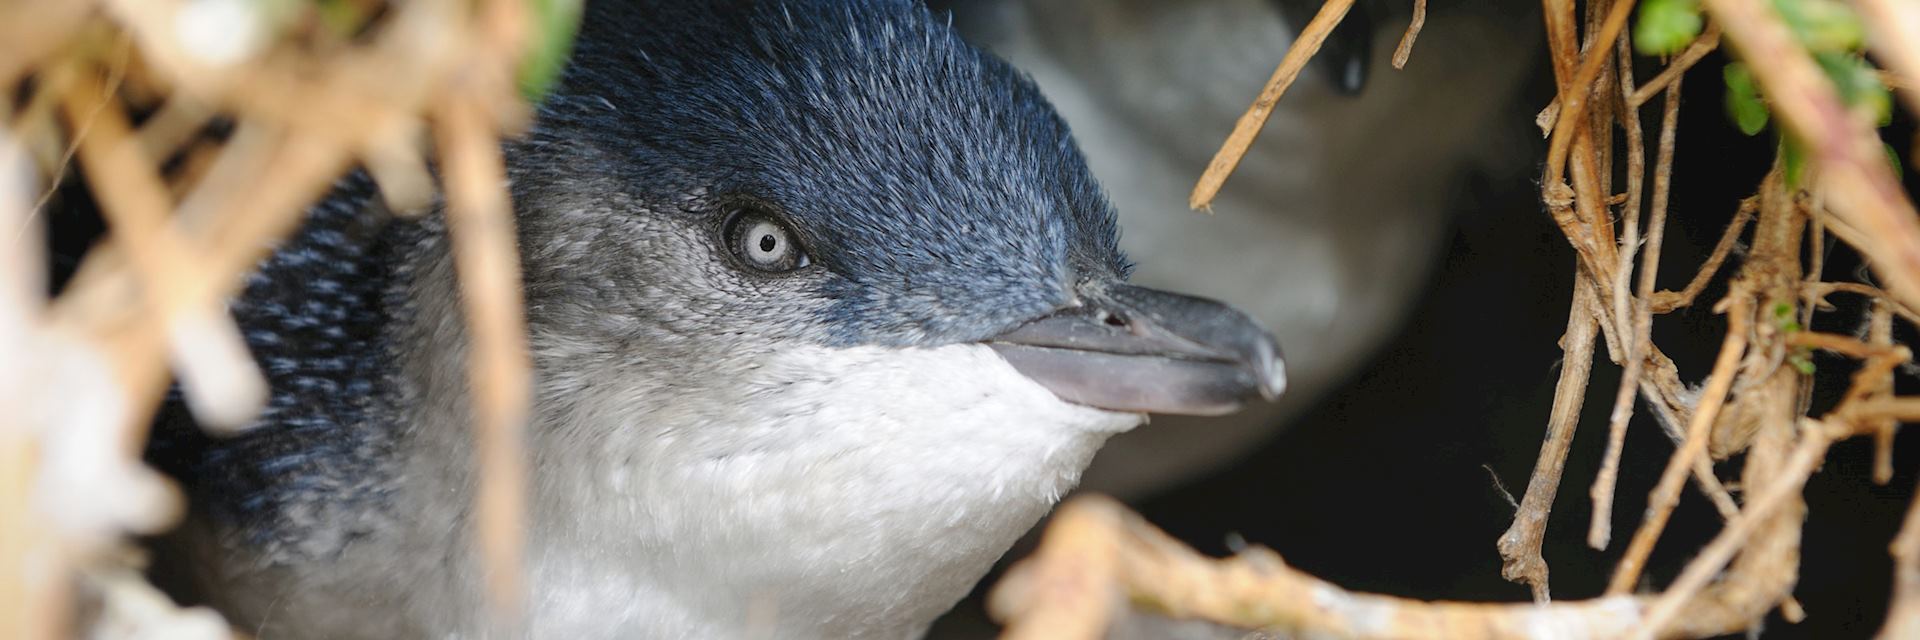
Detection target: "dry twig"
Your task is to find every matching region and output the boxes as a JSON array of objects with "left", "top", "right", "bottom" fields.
[
  {"left": 1188, "top": 0, "right": 1357, "bottom": 210},
  {"left": 436, "top": 94, "right": 532, "bottom": 627},
  {"left": 1608, "top": 298, "right": 1753, "bottom": 594},
  {"left": 1881, "top": 475, "right": 1920, "bottom": 639},
  {"left": 0, "top": 113, "right": 65, "bottom": 640},
  {"left": 994, "top": 495, "right": 1804, "bottom": 639},
  {"left": 1627, "top": 24, "right": 1721, "bottom": 109},
  {"left": 1495, "top": 280, "right": 1599, "bottom": 602},
  {"left": 61, "top": 71, "right": 266, "bottom": 433},
  {"left": 1391, "top": 0, "right": 1427, "bottom": 70},
  {"left": 1632, "top": 423, "right": 1826, "bottom": 640},
  {"left": 1650, "top": 200, "right": 1756, "bottom": 313},
  {"left": 0, "top": 0, "right": 544, "bottom": 636},
  {"left": 1591, "top": 73, "right": 1683, "bottom": 551}
]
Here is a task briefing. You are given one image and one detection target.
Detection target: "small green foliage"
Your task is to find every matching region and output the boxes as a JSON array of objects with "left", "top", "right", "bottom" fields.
[
  {"left": 1725, "top": 63, "right": 1770, "bottom": 136},
  {"left": 1766, "top": 301, "right": 1797, "bottom": 336},
  {"left": 315, "top": 0, "right": 368, "bottom": 37},
  {"left": 1783, "top": 137, "right": 1808, "bottom": 187},
  {"left": 1790, "top": 351, "right": 1817, "bottom": 375},
  {"left": 520, "top": 0, "right": 584, "bottom": 104},
  {"left": 1773, "top": 0, "right": 1866, "bottom": 54},
  {"left": 1773, "top": 302, "right": 1803, "bottom": 333},
  {"left": 1817, "top": 52, "right": 1894, "bottom": 126},
  {"left": 1710, "top": 0, "right": 1890, "bottom": 176},
  {"left": 1635, "top": 0, "right": 1704, "bottom": 56},
  {"left": 1776, "top": 302, "right": 1814, "bottom": 373},
  {"left": 1888, "top": 143, "right": 1905, "bottom": 176}
]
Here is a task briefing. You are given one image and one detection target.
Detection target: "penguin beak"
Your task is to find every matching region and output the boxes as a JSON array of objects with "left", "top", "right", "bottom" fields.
[{"left": 985, "top": 283, "right": 1286, "bottom": 416}]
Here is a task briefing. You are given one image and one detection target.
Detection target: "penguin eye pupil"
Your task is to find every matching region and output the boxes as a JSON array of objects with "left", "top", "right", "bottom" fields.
[{"left": 725, "top": 210, "right": 810, "bottom": 273}]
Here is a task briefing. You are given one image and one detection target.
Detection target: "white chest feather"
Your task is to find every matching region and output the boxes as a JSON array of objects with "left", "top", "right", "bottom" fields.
[{"left": 523, "top": 343, "right": 1140, "bottom": 638}]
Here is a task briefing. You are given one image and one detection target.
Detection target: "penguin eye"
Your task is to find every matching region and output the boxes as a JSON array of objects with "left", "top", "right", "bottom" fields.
[{"left": 724, "top": 210, "right": 810, "bottom": 273}]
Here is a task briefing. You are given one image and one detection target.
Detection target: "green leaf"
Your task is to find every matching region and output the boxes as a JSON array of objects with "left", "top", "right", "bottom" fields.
[
  {"left": 1725, "top": 63, "right": 1770, "bottom": 136},
  {"left": 1817, "top": 52, "right": 1894, "bottom": 126},
  {"left": 1888, "top": 143, "right": 1905, "bottom": 176},
  {"left": 1636, "top": 0, "right": 1704, "bottom": 56},
  {"left": 1791, "top": 353, "right": 1816, "bottom": 375},
  {"left": 316, "top": 0, "right": 367, "bottom": 37},
  {"left": 1773, "top": 302, "right": 1805, "bottom": 332},
  {"left": 1773, "top": 0, "right": 1866, "bottom": 53},
  {"left": 1783, "top": 137, "right": 1809, "bottom": 188},
  {"left": 520, "top": 0, "right": 584, "bottom": 104}
]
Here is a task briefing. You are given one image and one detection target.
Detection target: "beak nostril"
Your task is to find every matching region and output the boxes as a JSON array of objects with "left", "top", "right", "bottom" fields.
[{"left": 1101, "top": 312, "right": 1128, "bottom": 328}]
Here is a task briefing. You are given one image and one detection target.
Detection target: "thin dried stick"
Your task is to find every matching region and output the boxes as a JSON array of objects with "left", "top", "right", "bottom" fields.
[
  {"left": 1589, "top": 31, "right": 1648, "bottom": 551},
  {"left": 133, "top": 95, "right": 213, "bottom": 163},
  {"left": 1543, "top": 0, "right": 1636, "bottom": 186},
  {"left": 1562, "top": 244, "right": 1743, "bottom": 523},
  {"left": 1608, "top": 299, "right": 1752, "bottom": 594},
  {"left": 19, "top": 47, "right": 123, "bottom": 242},
  {"left": 61, "top": 70, "right": 267, "bottom": 432},
  {"left": 1803, "top": 210, "right": 1828, "bottom": 332},
  {"left": 436, "top": 94, "right": 531, "bottom": 629},
  {"left": 51, "top": 126, "right": 350, "bottom": 334},
  {"left": 1539, "top": 0, "right": 1630, "bottom": 287},
  {"left": 1632, "top": 426, "right": 1830, "bottom": 639},
  {"left": 990, "top": 498, "right": 1126, "bottom": 640},
  {"left": 994, "top": 495, "right": 1793, "bottom": 639},
  {"left": 1628, "top": 24, "right": 1722, "bottom": 108},
  {"left": 360, "top": 120, "right": 436, "bottom": 216},
  {"left": 1879, "top": 476, "right": 1920, "bottom": 639},
  {"left": 1651, "top": 200, "right": 1756, "bottom": 313},
  {"left": 0, "top": 430, "right": 59, "bottom": 640},
  {"left": 0, "top": 0, "right": 91, "bottom": 87},
  {"left": 1634, "top": 363, "right": 1745, "bottom": 519},
  {"left": 1865, "top": 303, "right": 1898, "bottom": 484},
  {"left": 1607, "top": 32, "right": 1648, "bottom": 367},
  {"left": 1803, "top": 282, "right": 1920, "bottom": 326},
  {"left": 996, "top": 495, "right": 1658, "bottom": 639},
  {"left": 1188, "top": 0, "right": 1357, "bottom": 210},
  {"left": 1496, "top": 278, "right": 1600, "bottom": 601},
  {"left": 0, "top": 110, "right": 66, "bottom": 640},
  {"left": 1841, "top": 352, "right": 1908, "bottom": 412},
  {"left": 1, "top": 2, "right": 542, "bottom": 637},
  {"left": 103, "top": 0, "right": 465, "bottom": 157},
  {"left": 1843, "top": 397, "right": 1920, "bottom": 421},
  {"left": 1597, "top": 28, "right": 1643, "bottom": 369},
  {"left": 7, "top": 59, "right": 79, "bottom": 173},
  {"left": 1391, "top": 0, "right": 1426, "bottom": 70},
  {"left": 1593, "top": 76, "right": 1683, "bottom": 550},
  {"left": 1541, "top": 0, "right": 1581, "bottom": 87},
  {"left": 1785, "top": 330, "right": 1910, "bottom": 360}
]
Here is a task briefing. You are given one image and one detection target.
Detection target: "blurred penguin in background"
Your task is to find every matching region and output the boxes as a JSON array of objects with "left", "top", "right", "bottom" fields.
[{"left": 940, "top": 0, "right": 1539, "bottom": 498}]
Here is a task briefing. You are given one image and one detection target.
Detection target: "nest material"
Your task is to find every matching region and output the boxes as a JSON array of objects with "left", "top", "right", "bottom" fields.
[{"left": 1, "top": 0, "right": 552, "bottom": 636}]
